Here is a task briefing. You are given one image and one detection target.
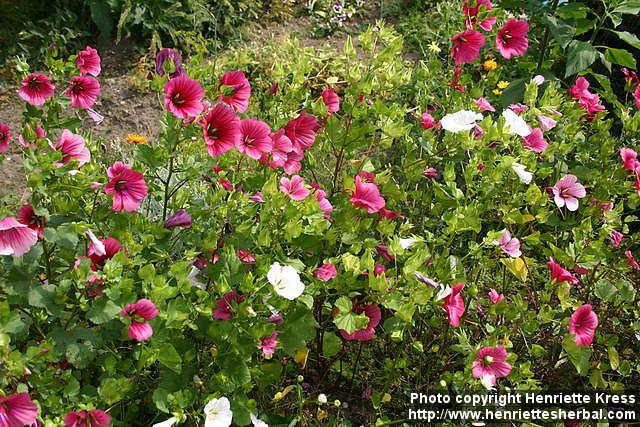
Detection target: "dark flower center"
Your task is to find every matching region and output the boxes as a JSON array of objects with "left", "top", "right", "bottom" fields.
[
  {"left": 115, "top": 180, "right": 128, "bottom": 192},
  {"left": 28, "top": 77, "right": 41, "bottom": 89},
  {"left": 71, "top": 81, "right": 84, "bottom": 94},
  {"left": 172, "top": 93, "right": 185, "bottom": 106}
]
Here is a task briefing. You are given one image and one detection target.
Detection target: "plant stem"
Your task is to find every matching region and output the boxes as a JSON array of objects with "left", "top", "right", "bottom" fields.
[
  {"left": 536, "top": 0, "right": 560, "bottom": 73},
  {"left": 349, "top": 341, "right": 364, "bottom": 392},
  {"left": 162, "top": 155, "right": 174, "bottom": 222}
]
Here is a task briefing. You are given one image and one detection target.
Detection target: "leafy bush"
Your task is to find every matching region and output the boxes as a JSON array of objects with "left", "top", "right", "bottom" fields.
[{"left": 1, "top": 2, "right": 640, "bottom": 426}]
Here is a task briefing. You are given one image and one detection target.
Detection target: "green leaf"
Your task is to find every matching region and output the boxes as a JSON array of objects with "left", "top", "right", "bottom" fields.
[
  {"left": 612, "top": 30, "right": 640, "bottom": 50},
  {"left": 565, "top": 40, "right": 598, "bottom": 77},
  {"left": 87, "top": 299, "right": 121, "bottom": 324},
  {"left": 99, "top": 377, "right": 133, "bottom": 404},
  {"left": 157, "top": 343, "right": 182, "bottom": 373},
  {"left": 562, "top": 335, "right": 592, "bottom": 376},
  {"left": 279, "top": 306, "right": 317, "bottom": 355},
  {"left": 333, "top": 297, "right": 369, "bottom": 334},
  {"left": 594, "top": 280, "right": 617, "bottom": 302},
  {"left": 500, "top": 257, "right": 528, "bottom": 282},
  {"left": 544, "top": 14, "right": 575, "bottom": 48},
  {"left": 613, "top": 1, "right": 640, "bottom": 14},
  {"left": 322, "top": 333, "right": 342, "bottom": 357},
  {"left": 604, "top": 48, "right": 637, "bottom": 69}
]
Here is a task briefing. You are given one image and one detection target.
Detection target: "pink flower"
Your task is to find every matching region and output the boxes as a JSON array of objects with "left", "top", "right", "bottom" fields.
[
  {"left": 65, "top": 75, "right": 100, "bottom": 109},
  {"left": 121, "top": 299, "right": 159, "bottom": 342},
  {"left": 75, "top": 46, "right": 101, "bottom": 76},
  {"left": 552, "top": 174, "right": 586, "bottom": 211},
  {"left": 609, "top": 230, "right": 623, "bottom": 248},
  {"left": 479, "top": 16, "right": 497, "bottom": 31},
  {"left": 314, "top": 263, "right": 337, "bottom": 282},
  {"left": 258, "top": 331, "right": 278, "bottom": 357},
  {"left": 268, "top": 129, "right": 294, "bottom": 167},
  {"left": 496, "top": 19, "right": 529, "bottom": 59},
  {"left": 0, "top": 392, "right": 38, "bottom": 426},
  {"left": 238, "top": 119, "right": 273, "bottom": 160},
  {"left": 532, "top": 75, "right": 546, "bottom": 86},
  {"left": 471, "top": 346, "right": 512, "bottom": 383},
  {"left": 569, "top": 77, "right": 605, "bottom": 118},
  {"left": 88, "top": 237, "right": 122, "bottom": 269},
  {"left": 18, "top": 73, "right": 55, "bottom": 106},
  {"left": 65, "top": 409, "right": 111, "bottom": 427},
  {"left": 373, "top": 263, "right": 387, "bottom": 277},
  {"left": 53, "top": 130, "right": 90, "bottom": 167},
  {"left": 547, "top": 258, "right": 579, "bottom": 285},
  {"left": 569, "top": 304, "right": 598, "bottom": 347},
  {"left": 442, "top": 283, "right": 465, "bottom": 327},
  {"left": 620, "top": 148, "right": 639, "bottom": 171},
  {"left": 488, "top": 289, "right": 504, "bottom": 304},
  {"left": 625, "top": 250, "right": 640, "bottom": 270},
  {"left": 285, "top": 111, "right": 321, "bottom": 152},
  {"left": 164, "top": 209, "right": 192, "bottom": 229},
  {"left": 321, "top": 88, "right": 340, "bottom": 115},
  {"left": 474, "top": 97, "right": 495, "bottom": 112},
  {"left": 463, "top": 0, "right": 493, "bottom": 29},
  {"left": 634, "top": 85, "right": 640, "bottom": 110},
  {"left": 451, "top": 30, "right": 486, "bottom": 65},
  {"left": 218, "top": 71, "right": 251, "bottom": 113},
  {"left": 17, "top": 124, "right": 45, "bottom": 148},
  {"left": 280, "top": 175, "right": 310, "bottom": 201},
  {"left": 350, "top": 176, "right": 386, "bottom": 213},
  {"left": 17, "top": 204, "right": 45, "bottom": 238},
  {"left": 0, "top": 122, "right": 9, "bottom": 153},
  {"left": 314, "top": 189, "right": 333, "bottom": 214},
  {"left": 522, "top": 128, "right": 548, "bottom": 153},
  {"left": 0, "top": 216, "right": 38, "bottom": 257},
  {"left": 104, "top": 161, "right": 148, "bottom": 212},
  {"left": 472, "top": 124, "right": 484, "bottom": 140},
  {"left": 283, "top": 150, "right": 304, "bottom": 175},
  {"left": 249, "top": 192, "right": 265, "bottom": 203},
  {"left": 213, "top": 291, "right": 245, "bottom": 321},
  {"left": 423, "top": 167, "right": 438, "bottom": 179},
  {"left": 237, "top": 249, "right": 255, "bottom": 264},
  {"left": 163, "top": 75, "right": 204, "bottom": 119},
  {"left": 218, "top": 179, "right": 233, "bottom": 191},
  {"left": 536, "top": 115, "right": 557, "bottom": 131},
  {"left": 498, "top": 230, "right": 521, "bottom": 257},
  {"left": 339, "top": 304, "right": 381, "bottom": 341},
  {"left": 509, "top": 103, "right": 528, "bottom": 114},
  {"left": 155, "top": 48, "right": 185, "bottom": 78},
  {"left": 376, "top": 244, "right": 395, "bottom": 262},
  {"left": 420, "top": 113, "right": 436, "bottom": 129},
  {"left": 200, "top": 103, "right": 241, "bottom": 157}
]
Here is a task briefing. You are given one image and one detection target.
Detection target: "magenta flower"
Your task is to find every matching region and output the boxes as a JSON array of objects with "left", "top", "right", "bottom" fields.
[
  {"left": 350, "top": 176, "right": 386, "bottom": 213},
  {"left": 0, "top": 392, "right": 38, "bottom": 426},
  {"left": 625, "top": 250, "right": 640, "bottom": 270},
  {"left": 442, "top": 283, "right": 465, "bottom": 327},
  {"left": 536, "top": 114, "right": 557, "bottom": 131},
  {"left": 488, "top": 289, "right": 504, "bottom": 304},
  {"left": 163, "top": 75, "right": 204, "bottom": 119},
  {"left": 280, "top": 175, "right": 310, "bottom": 201},
  {"left": 620, "top": 148, "right": 639, "bottom": 171},
  {"left": 634, "top": 85, "right": 640, "bottom": 110},
  {"left": 200, "top": 103, "right": 241, "bottom": 157},
  {"left": 76, "top": 46, "right": 101, "bottom": 76},
  {"left": 552, "top": 174, "right": 586, "bottom": 211},
  {"left": 547, "top": 258, "right": 579, "bottom": 285},
  {"left": 450, "top": 30, "right": 486, "bottom": 65},
  {"left": 17, "top": 204, "right": 45, "bottom": 239},
  {"left": 423, "top": 167, "right": 438, "bottom": 179},
  {"left": 237, "top": 249, "right": 255, "bottom": 264},
  {"left": 569, "top": 77, "right": 605, "bottom": 118},
  {"left": 496, "top": 19, "right": 529, "bottom": 59},
  {"left": 373, "top": 263, "right": 387, "bottom": 277},
  {"left": 339, "top": 304, "right": 381, "bottom": 341},
  {"left": 104, "top": 161, "right": 148, "bottom": 212},
  {"left": 65, "top": 409, "right": 111, "bottom": 427},
  {"left": 321, "top": 88, "right": 340, "bottom": 115},
  {"left": 249, "top": 192, "right": 265, "bottom": 203},
  {"left": 314, "top": 263, "right": 337, "bottom": 282},
  {"left": 88, "top": 237, "right": 122, "bottom": 269},
  {"left": 609, "top": 230, "right": 623, "bottom": 248},
  {"left": 498, "top": 230, "right": 521, "bottom": 258},
  {"left": 522, "top": 128, "right": 548, "bottom": 153},
  {"left": 314, "top": 189, "right": 333, "bottom": 214},
  {"left": 0, "top": 216, "right": 38, "bottom": 257},
  {"left": 569, "top": 304, "right": 598, "bottom": 347},
  {"left": 471, "top": 346, "right": 512, "bottom": 384},
  {"left": 258, "top": 331, "right": 279, "bottom": 357},
  {"left": 0, "top": 122, "right": 9, "bottom": 153},
  {"left": 218, "top": 71, "right": 251, "bottom": 113},
  {"left": 474, "top": 97, "right": 495, "bottom": 112},
  {"left": 463, "top": 0, "right": 493, "bottom": 29},
  {"left": 155, "top": 48, "right": 184, "bottom": 78},
  {"left": 121, "top": 299, "right": 159, "bottom": 342},
  {"left": 283, "top": 149, "right": 304, "bottom": 175},
  {"left": 509, "top": 103, "right": 528, "bottom": 114},
  {"left": 18, "top": 73, "right": 55, "bottom": 106},
  {"left": 53, "top": 130, "right": 90, "bottom": 167},
  {"left": 285, "top": 111, "right": 321, "bottom": 152},
  {"left": 213, "top": 291, "right": 245, "bottom": 321},
  {"left": 164, "top": 209, "right": 192, "bottom": 229},
  {"left": 414, "top": 273, "right": 439, "bottom": 288},
  {"left": 420, "top": 113, "right": 436, "bottom": 129},
  {"left": 238, "top": 119, "right": 273, "bottom": 160},
  {"left": 268, "top": 129, "right": 294, "bottom": 167},
  {"left": 65, "top": 75, "right": 100, "bottom": 109}
]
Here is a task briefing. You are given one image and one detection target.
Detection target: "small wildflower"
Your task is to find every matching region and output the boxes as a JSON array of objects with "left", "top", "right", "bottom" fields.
[
  {"left": 492, "top": 89, "right": 503, "bottom": 95},
  {"left": 428, "top": 42, "right": 441, "bottom": 53},
  {"left": 497, "top": 81, "right": 510, "bottom": 89},
  {"left": 483, "top": 59, "right": 498, "bottom": 71},
  {"left": 126, "top": 134, "right": 148, "bottom": 143}
]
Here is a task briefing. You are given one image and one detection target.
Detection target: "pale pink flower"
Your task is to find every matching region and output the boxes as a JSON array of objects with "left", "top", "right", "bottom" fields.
[
  {"left": 120, "top": 299, "right": 159, "bottom": 342},
  {"left": 65, "top": 75, "right": 100, "bottom": 109},
  {"left": 474, "top": 97, "right": 495, "bottom": 112},
  {"left": 314, "top": 263, "right": 337, "bottom": 282},
  {"left": 536, "top": 115, "right": 557, "bottom": 131},
  {"left": 532, "top": 75, "right": 545, "bottom": 85},
  {"left": 509, "top": 103, "right": 528, "bottom": 114},
  {"left": 0, "top": 216, "right": 38, "bottom": 256},
  {"left": 569, "top": 304, "right": 598, "bottom": 347},
  {"left": 249, "top": 192, "right": 265, "bottom": 203},
  {"left": 620, "top": 148, "right": 639, "bottom": 171},
  {"left": 522, "top": 128, "right": 548, "bottom": 153},
  {"left": 280, "top": 175, "right": 310, "bottom": 201},
  {"left": 609, "top": 230, "right": 623, "bottom": 248},
  {"left": 472, "top": 346, "right": 511, "bottom": 383},
  {"left": 18, "top": 73, "right": 55, "bottom": 106},
  {"left": 314, "top": 189, "right": 333, "bottom": 214},
  {"left": 75, "top": 46, "right": 101, "bottom": 76},
  {"left": 53, "top": 130, "right": 90, "bottom": 167},
  {"left": 498, "top": 230, "right": 521, "bottom": 257},
  {"left": 258, "top": 331, "right": 278, "bottom": 357},
  {"left": 488, "top": 289, "right": 504, "bottom": 304},
  {"left": 552, "top": 175, "right": 586, "bottom": 211}
]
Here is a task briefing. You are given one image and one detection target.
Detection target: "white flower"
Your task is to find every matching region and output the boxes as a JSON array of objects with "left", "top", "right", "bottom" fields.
[
  {"left": 436, "top": 285, "right": 452, "bottom": 301},
  {"left": 440, "top": 110, "right": 483, "bottom": 133},
  {"left": 317, "top": 394, "right": 328, "bottom": 404},
  {"left": 399, "top": 237, "right": 419, "bottom": 250},
  {"left": 511, "top": 162, "right": 533, "bottom": 184},
  {"left": 480, "top": 374, "right": 496, "bottom": 391},
  {"left": 531, "top": 75, "right": 545, "bottom": 85},
  {"left": 204, "top": 397, "right": 233, "bottom": 427},
  {"left": 153, "top": 417, "right": 178, "bottom": 427},
  {"left": 250, "top": 413, "right": 269, "bottom": 427},
  {"left": 267, "top": 262, "right": 305, "bottom": 300},
  {"left": 502, "top": 109, "right": 531, "bottom": 137},
  {"left": 86, "top": 229, "right": 105, "bottom": 256},
  {"left": 188, "top": 266, "right": 206, "bottom": 290}
]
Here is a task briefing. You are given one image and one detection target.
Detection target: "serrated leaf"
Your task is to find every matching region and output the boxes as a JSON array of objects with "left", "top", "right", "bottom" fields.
[{"left": 565, "top": 40, "right": 598, "bottom": 77}]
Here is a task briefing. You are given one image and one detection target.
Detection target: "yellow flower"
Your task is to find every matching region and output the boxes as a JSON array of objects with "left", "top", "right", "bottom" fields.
[
  {"left": 126, "top": 133, "right": 148, "bottom": 143},
  {"left": 483, "top": 59, "right": 498, "bottom": 71},
  {"left": 428, "top": 42, "right": 441, "bottom": 53},
  {"left": 497, "top": 80, "right": 510, "bottom": 89},
  {"left": 492, "top": 89, "right": 503, "bottom": 95}
]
